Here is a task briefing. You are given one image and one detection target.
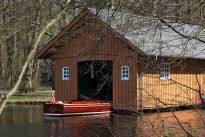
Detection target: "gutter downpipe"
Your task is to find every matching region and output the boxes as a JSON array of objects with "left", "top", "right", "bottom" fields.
[
  {"left": 139, "top": 54, "right": 150, "bottom": 137},
  {"left": 139, "top": 69, "right": 144, "bottom": 137}
]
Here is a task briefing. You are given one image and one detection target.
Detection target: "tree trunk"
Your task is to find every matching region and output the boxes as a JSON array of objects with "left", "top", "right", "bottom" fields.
[{"left": 0, "top": 1, "right": 73, "bottom": 115}]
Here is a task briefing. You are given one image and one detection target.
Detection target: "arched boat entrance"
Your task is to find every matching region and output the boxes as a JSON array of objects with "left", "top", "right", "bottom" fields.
[{"left": 78, "top": 61, "right": 113, "bottom": 101}]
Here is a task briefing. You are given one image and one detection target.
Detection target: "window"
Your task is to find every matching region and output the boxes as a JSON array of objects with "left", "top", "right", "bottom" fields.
[
  {"left": 121, "top": 66, "right": 129, "bottom": 80},
  {"left": 160, "top": 63, "right": 170, "bottom": 80},
  {"left": 62, "top": 67, "right": 69, "bottom": 80}
]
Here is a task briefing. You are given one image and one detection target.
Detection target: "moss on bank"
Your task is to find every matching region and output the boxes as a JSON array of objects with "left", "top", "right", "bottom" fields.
[{"left": 8, "top": 91, "right": 51, "bottom": 103}]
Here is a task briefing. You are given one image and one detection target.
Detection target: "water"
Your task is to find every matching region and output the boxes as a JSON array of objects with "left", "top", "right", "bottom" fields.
[
  {"left": 0, "top": 105, "right": 136, "bottom": 137},
  {"left": 0, "top": 105, "right": 205, "bottom": 137}
]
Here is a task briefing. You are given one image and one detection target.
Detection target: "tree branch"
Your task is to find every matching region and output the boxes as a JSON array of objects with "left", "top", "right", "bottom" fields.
[
  {"left": 158, "top": 18, "right": 205, "bottom": 44},
  {"left": 0, "top": 1, "right": 73, "bottom": 115}
]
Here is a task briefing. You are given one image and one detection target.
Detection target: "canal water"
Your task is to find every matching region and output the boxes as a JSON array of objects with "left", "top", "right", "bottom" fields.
[{"left": 0, "top": 105, "right": 205, "bottom": 137}]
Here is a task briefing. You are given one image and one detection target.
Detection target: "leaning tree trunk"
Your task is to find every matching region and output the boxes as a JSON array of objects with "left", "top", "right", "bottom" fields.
[{"left": 0, "top": 1, "right": 73, "bottom": 115}]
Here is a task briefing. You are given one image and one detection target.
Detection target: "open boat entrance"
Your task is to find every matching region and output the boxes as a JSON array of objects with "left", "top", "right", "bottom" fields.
[{"left": 78, "top": 61, "right": 113, "bottom": 101}]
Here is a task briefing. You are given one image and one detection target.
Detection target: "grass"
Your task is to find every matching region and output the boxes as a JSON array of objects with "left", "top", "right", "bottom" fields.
[{"left": 7, "top": 91, "right": 51, "bottom": 103}]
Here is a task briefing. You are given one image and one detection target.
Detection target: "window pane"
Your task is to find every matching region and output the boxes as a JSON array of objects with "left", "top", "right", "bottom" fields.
[
  {"left": 160, "top": 63, "right": 170, "bottom": 80},
  {"left": 62, "top": 67, "right": 69, "bottom": 80},
  {"left": 121, "top": 66, "right": 129, "bottom": 80}
]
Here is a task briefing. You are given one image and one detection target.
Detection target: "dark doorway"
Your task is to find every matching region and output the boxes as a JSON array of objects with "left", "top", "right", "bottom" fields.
[{"left": 78, "top": 61, "right": 113, "bottom": 101}]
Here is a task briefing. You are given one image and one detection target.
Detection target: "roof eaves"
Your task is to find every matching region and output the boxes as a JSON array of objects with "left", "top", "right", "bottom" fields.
[{"left": 35, "top": 9, "right": 90, "bottom": 59}]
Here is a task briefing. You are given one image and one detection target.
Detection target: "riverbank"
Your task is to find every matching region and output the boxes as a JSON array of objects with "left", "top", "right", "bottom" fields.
[{"left": 7, "top": 91, "right": 51, "bottom": 104}]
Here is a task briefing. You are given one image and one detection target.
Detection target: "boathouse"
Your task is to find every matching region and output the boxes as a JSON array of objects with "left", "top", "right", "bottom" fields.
[{"left": 36, "top": 8, "right": 205, "bottom": 111}]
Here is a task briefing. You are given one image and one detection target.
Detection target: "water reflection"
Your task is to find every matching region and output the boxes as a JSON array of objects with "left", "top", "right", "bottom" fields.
[
  {"left": 0, "top": 105, "right": 136, "bottom": 137},
  {"left": 0, "top": 105, "right": 204, "bottom": 137},
  {"left": 45, "top": 115, "right": 111, "bottom": 137},
  {"left": 44, "top": 113, "right": 136, "bottom": 137},
  {"left": 139, "top": 109, "right": 205, "bottom": 137}
]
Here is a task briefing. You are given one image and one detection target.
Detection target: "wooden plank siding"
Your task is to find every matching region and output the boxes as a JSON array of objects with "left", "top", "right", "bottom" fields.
[
  {"left": 54, "top": 30, "right": 138, "bottom": 111},
  {"left": 138, "top": 59, "right": 205, "bottom": 109},
  {"left": 52, "top": 29, "right": 205, "bottom": 111},
  {"left": 36, "top": 9, "right": 205, "bottom": 111}
]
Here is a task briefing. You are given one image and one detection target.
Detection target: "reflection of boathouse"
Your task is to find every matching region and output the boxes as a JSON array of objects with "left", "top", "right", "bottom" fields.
[{"left": 36, "top": 8, "right": 205, "bottom": 111}]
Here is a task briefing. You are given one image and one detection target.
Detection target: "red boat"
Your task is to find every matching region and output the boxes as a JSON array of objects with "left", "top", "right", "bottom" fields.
[{"left": 43, "top": 101, "right": 111, "bottom": 116}]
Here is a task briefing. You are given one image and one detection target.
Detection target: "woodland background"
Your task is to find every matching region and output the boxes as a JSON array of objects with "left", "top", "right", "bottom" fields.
[{"left": 0, "top": 0, "right": 205, "bottom": 92}]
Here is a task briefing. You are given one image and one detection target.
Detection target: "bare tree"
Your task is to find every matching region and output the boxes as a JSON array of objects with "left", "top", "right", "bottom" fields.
[
  {"left": 0, "top": 0, "right": 74, "bottom": 115},
  {"left": 0, "top": 0, "right": 205, "bottom": 136}
]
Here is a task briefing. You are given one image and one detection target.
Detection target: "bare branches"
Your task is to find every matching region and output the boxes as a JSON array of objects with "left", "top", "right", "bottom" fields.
[
  {"left": 0, "top": 0, "right": 73, "bottom": 115},
  {"left": 0, "top": 0, "right": 10, "bottom": 15},
  {"left": 158, "top": 18, "right": 205, "bottom": 44},
  {"left": 0, "top": 0, "right": 205, "bottom": 136}
]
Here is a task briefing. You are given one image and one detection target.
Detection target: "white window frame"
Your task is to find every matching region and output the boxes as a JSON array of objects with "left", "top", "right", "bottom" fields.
[
  {"left": 121, "top": 66, "right": 129, "bottom": 80},
  {"left": 62, "top": 67, "right": 69, "bottom": 80},
  {"left": 160, "top": 63, "right": 170, "bottom": 80}
]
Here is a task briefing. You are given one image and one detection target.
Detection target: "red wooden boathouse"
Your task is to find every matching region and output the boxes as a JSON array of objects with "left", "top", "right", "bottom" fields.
[{"left": 36, "top": 8, "right": 205, "bottom": 111}]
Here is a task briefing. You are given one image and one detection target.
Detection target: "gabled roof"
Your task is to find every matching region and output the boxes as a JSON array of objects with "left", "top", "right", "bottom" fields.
[
  {"left": 89, "top": 8, "right": 205, "bottom": 59},
  {"left": 36, "top": 8, "right": 205, "bottom": 59},
  {"left": 36, "top": 8, "right": 145, "bottom": 59},
  {"left": 35, "top": 9, "right": 90, "bottom": 59}
]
